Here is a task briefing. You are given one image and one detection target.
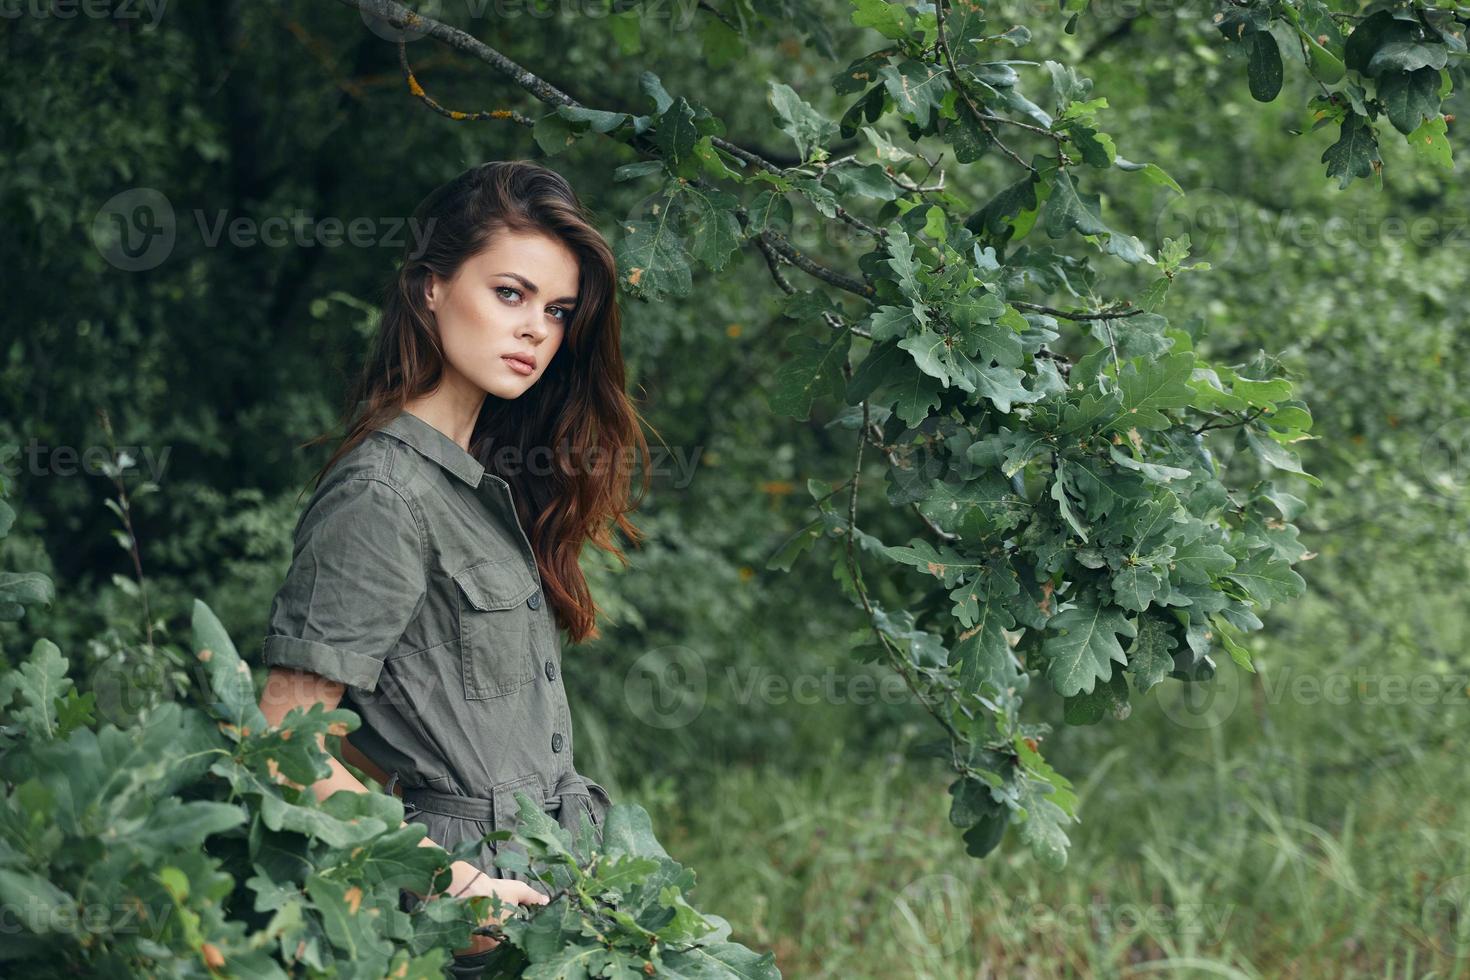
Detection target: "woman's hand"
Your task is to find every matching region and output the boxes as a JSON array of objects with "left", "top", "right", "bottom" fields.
[{"left": 442, "top": 860, "right": 550, "bottom": 958}]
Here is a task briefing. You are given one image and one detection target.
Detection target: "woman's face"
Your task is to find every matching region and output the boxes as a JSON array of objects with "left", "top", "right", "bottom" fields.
[{"left": 425, "top": 229, "right": 580, "bottom": 399}]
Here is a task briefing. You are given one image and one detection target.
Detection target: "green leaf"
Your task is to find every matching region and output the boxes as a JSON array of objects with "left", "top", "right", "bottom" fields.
[
  {"left": 1299, "top": 30, "right": 1346, "bottom": 84},
  {"left": 850, "top": 0, "right": 911, "bottom": 39},
  {"left": 1041, "top": 594, "right": 1137, "bottom": 697},
  {"left": 1408, "top": 114, "right": 1453, "bottom": 169},
  {"left": 1042, "top": 168, "right": 1108, "bottom": 238},
  {"left": 654, "top": 97, "right": 703, "bottom": 176},
  {"left": 128, "top": 798, "right": 247, "bottom": 852},
  {"left": 767, "top": 81, "right": 840, "bottom": 162},
  {"left": 682, "top": 184, "right": 744, "bottom": 273},
  {"left": 1063, "top": 670, "right": 1129, "bottom": 725},
  {"left": 1014, "top": 776, "right": 1071, "bottom": 871},
  {"left": 1212, "top": 616, "right": 1256, "bottom": 673},
  {"left": 0, "top": 638, "right": 73, "bottom": 739},
  {"left": 950, "top": 567, "right": 1022, "bottom": 693},
  {"left": 850, "top": 340, "right": 947, "bottom": 427},
  {"left": 305, "top": 872, "right": 394, "bottom": 963},
  {"left": 884, "top": 539, "right": 974, "bottom": 587},
  {"left": 765, "top": 516, "right": 824, "bottom": 573},
  {"left": 600, "top": 802, "right": 672, "bottom": 862},
  {"left": 531, "top": 111, "right": 580, "bottom": 156},
  {"left": 555, "top": 105, "right": 631, "bottom": 135},
  {"left": 617, "top": 215, "right": 692, "bottom": 301},
  {"left": 898, "top": 327, "right": 1036, "bottom": 413},
  {"left": 1110, "top": 563, "right": 1164, "bottom": 613},
  {"left": 1107, "top": 351, "right": 1196, "bottom": 431},
  {"left": 1244, "top": 426, "right": 1321, "bottom": 487},
  {"left": 508, "top": 789, "right": 576, "bottom": 862},
  {"left": 1245, "top": 30, "right": 1283, "bottom": 102},
  {"left": 1379, "top": 67, "right": 1441, "bottom": 135},
  {"left": 1114, "top": 156, "right": 1183, "bottom": 195},
  {"left": 1126, "top": 613, "right": 1177, "bottom": 693},
  {"left": 1051, "top": 461, "right": 1088, "bottom": 543},
  {"left": 880, "top": 60, "right": 951, "bottom": 129},
  {"left": 0, "top": 571, "right": 55, "bottom": 614},
  {"left": 1321, "top": 114, "right": 1381, "bottom": 189},
  {"left": 192, "top": 598, "right": 267, "bottom": 735},
  {"left": 1171, "top": 533, "right": 1237, "bottom": 584},
  {"left": 1227, "top": 548, "right": 1306, "bottom": 609},
  {"left": 661, "top": 942, "right": 782, "bottom": 979},
  {"left": 746, "top": 189, "right": 793, "bottom": 237},
  {"left": 767, "top": 327, "right": 852, "bottom": 420},
  {"left": 1108, "top": 445, "right": 1190, "bottom": 483},
  {"left": 1368, "top": 39, "right": 1448, "bottom": 75},
  {"left": 945, "top": 109, "right": 994, "bottom": 164},
  {"left": 919, "top": 473, "right": 1027, "bottom": 539},
  {"left": 0, "top": 871, "right": 76, "bottom": 935}
]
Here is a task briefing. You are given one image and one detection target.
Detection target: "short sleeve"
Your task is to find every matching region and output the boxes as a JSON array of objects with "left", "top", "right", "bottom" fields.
[{"left": 262, "top": 477, "right": 427, "bottom": 693}]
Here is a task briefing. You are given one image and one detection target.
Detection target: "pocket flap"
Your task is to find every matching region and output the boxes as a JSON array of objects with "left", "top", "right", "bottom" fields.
[{"left": 452, "top": 558, "right": 537, "bottom": 611}]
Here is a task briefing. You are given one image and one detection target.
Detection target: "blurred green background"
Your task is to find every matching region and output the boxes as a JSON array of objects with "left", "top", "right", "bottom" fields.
[{"left": 2, "top": 2, "right": 1468, "bottom": 976}]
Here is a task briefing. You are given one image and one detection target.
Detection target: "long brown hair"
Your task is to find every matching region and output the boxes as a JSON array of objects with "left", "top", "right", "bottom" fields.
[{"left": 301, "top": 159, "right": 652, "bottom": 644}]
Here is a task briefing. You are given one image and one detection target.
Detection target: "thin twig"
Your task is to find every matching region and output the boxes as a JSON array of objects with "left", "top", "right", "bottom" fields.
[
  {"left": 1193, "top": 406, "right": 1267, "bottom": 435},
  {"left": 398, "top": 40, "right": 535, "bottom": 125},
  {"left": 95, "top": 408, "right": 154, "bottom": 649},
  {"left": 934, "top": 0, "right": 1041, "bottom": 173},
  {"left": 1011, "top": 300, "right": 1144, "bottom": 321}
]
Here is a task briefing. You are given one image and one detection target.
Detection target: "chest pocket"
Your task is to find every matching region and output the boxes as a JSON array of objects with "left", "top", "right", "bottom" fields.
[{"left": 451, "top": 556, "right": 539, "bottom": 699}]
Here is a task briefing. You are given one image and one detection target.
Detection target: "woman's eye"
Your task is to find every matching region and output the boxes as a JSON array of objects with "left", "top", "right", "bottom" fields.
[{"left": 497, "top": 285, "right": 567, "bottom": 322}]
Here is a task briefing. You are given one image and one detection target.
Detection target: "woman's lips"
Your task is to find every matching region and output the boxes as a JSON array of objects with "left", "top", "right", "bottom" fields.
[{"left": 502, "top": 355, "right": 534, "bottom": 376}]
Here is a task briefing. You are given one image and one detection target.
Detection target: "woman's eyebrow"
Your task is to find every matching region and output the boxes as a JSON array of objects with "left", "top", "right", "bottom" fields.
[{"left": 497, "top": 271, "right": 578, "bottom": 306}]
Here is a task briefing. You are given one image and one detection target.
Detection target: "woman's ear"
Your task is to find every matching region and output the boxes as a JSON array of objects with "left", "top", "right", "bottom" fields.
[{"left": 424, "top": 273, "right": 437, "bottom": 312}]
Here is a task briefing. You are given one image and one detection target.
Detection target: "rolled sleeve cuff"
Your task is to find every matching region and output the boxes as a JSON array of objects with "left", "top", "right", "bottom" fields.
[{"left": 262, "top": 635, "right": 385, "bottom": 693}]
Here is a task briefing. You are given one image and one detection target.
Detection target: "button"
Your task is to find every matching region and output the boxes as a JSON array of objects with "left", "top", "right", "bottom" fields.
[
  {"left": 527, "top": 591, "right": 541, "bottom": 610},
  {"left": 544, "top": 660, "right": 556, "bottom": 681},
  {"left": 551, "top": 732, "right": 564, "bottom": 753}
]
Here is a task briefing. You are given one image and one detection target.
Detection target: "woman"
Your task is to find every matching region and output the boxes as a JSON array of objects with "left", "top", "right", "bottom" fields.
[{"left": 255, "top": 160, "right": 651, "bottom": 974}]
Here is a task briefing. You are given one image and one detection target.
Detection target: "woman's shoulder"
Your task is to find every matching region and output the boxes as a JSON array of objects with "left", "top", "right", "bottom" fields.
[{"left": 306, "top": 431, "right": 427, "bottom": 519}]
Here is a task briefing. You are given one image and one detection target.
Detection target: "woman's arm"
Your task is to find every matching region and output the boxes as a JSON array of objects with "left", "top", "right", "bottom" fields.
[
  {"left": 256, "top": 666, "right": 546, "bottom": 954},
  {"left": 339, "top": 736, "right": 393, "bottom": 791}
]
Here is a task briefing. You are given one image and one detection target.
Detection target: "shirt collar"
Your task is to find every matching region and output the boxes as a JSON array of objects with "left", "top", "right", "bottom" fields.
[{"left": 373, "top": 408, "right": 486, "bottom": 489}]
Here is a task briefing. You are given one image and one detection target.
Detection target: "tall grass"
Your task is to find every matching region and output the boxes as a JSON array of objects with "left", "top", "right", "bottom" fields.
[{"left": 624, "top": 648, "right": 1470, "bottom": 978}]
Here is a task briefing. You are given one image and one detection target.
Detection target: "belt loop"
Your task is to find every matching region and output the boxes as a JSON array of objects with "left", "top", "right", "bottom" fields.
[{"left": 387, "top": 769, "right": 416, "bottom": 816}]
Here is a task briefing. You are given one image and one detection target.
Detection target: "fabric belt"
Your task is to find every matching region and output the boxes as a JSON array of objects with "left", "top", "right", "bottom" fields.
[
  {"left": 401, "top": 786, "right": 497, "bottom": 822},
  {"left": 397, "top": 770, "right": 594, "bottom": 826}
]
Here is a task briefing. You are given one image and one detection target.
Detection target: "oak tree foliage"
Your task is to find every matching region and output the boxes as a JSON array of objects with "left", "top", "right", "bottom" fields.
[{"left": 2, "top": 0, "right": 1466, "bottom": 974}]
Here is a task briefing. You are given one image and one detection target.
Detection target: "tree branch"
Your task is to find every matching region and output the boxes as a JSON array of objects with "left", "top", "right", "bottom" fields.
[{"left": 397, "top": 39, "right": 535, "bottom": 125}]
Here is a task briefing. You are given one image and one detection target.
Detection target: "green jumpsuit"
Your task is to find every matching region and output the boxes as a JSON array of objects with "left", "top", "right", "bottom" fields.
[{"left": 261, "top": 408, "right": 611, "bottom": 977}]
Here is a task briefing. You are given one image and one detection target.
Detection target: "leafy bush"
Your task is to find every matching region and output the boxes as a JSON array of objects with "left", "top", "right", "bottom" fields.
[{"left": 0, "top": 480, "right": 774, "bottom": 978}]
